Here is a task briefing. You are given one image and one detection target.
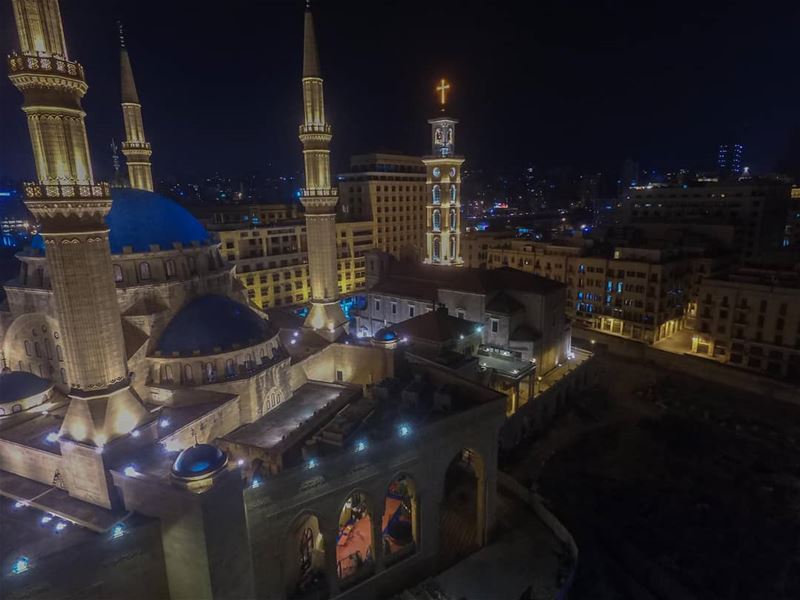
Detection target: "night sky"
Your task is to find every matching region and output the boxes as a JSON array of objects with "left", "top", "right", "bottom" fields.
[{"left": 1, "top": 0, "right": 798, "bottom": 183}]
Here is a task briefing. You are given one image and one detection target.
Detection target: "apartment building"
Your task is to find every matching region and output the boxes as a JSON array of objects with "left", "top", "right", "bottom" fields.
[
  {"left": 214, "top": 220, "right": 373, "bottom": 308},
  {"left": 337, "top": 153, "right": 427, "bottom": 260},
  {"left": 694, "top": 263, "right": 800, "bottom": 381},
  {"left": 621, "top": 181, "right": 792, "bottom": 257},
  {"left": 462, "top": 232, "right": 726, "bottom": 344}
]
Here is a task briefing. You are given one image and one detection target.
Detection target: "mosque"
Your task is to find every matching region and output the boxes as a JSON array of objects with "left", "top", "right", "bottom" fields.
[{"left": 0, "top": 2, "right": 512, "bottom": 599}]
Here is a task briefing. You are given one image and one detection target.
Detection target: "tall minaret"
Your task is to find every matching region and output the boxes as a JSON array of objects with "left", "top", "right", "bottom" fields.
[
  {"left": 423, "top": 79, "right": 465, "bottom": 266},
  {"left": 119, "top": 23, "right": 154, "bottom": 191},
  {"left": 299, "top": 5, "right": 348, "bottom": 341},
  {"left": 8, "top": 0, "right": 149, "bottom": 507}
]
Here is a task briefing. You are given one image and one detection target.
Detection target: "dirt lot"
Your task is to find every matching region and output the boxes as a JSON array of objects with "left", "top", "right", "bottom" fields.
[{"left": 502, "top": 351, "right": 800, "bottom": 600}]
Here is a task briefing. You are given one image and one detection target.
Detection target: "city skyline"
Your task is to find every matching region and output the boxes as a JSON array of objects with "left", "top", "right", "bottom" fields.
[{"left": 1, "top": 0, "right": 798, "bottom": 182}]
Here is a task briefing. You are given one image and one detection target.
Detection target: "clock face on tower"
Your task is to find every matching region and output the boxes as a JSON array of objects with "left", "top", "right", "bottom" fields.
[
  {"left": 449, "top": 167, "right": 457, "bottom": 178},
  {"left": 433, "top": 167, "right": 441, "bottom": 178}
]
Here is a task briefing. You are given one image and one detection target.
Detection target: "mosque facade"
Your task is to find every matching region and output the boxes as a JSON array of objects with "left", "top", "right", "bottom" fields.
[{"left": 0, "top": 2, "right": 509, "bottom": 599}]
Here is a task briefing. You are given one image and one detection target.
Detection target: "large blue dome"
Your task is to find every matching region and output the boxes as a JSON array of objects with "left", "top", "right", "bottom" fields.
[
  {"left": 157, "top": 294, "right": 274, "bottom": 356},
  {"left": 31, "top": 188, "right": 210, "bottom": 254},
  {"left": 0, "top": 370, "right": 52, "bottom": 404}
]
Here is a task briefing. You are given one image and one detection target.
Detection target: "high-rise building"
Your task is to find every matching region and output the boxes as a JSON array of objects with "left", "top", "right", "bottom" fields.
[
  {"left": 298, "top": 7, "right": 348, "bottom": 340},
  {"left": 8, "top": 0, "right": 150, "bottom": 506},
  {"left": 423, "top": 79, "right": 465, "bottom": 266},
  {"left": 119, "top": 24, "right": 154, "bottom": 192},
  {"left": 717, "top": 143, "right": 743, "bottom": 178},
  {"left": 337, "top": 153, "right": 426, "bottom": 260}
]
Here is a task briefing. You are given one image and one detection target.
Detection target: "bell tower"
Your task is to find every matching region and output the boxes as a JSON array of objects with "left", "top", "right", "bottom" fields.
[
  {"left": 423, "top": 79, "right": 465, "bottom": 266},
  {"left": 298, "top": 4, "right": 348, "bottom": 341},
  {"left": 8, "top": 0, "right": 150, "bottom": 508}
]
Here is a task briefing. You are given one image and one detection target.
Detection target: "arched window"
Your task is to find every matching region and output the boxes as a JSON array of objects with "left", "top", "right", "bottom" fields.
[
  {"left": 432, "top": 185, "right": 441, "bottom": 205},
  {"left": 138, "top": 262, "right": 151, "bottom": 280},
  {"left": 432, "top": 209, "right": 441, "bottom": 232},
  {"left": 24, "top": 340, "right": 31, "bottom": 357},
  {"left": 433, "top": 237, "right": 441, "bottom": 261},
  {"left": 113, "top": 264, "right": 123, "bottom": 283},
  {"left": 165, "top": 259, "right": 176, "bottom": 279},
  {"left": 449, "top": 208, "right": 456, "bottom": 230},
  {"left": 188, "top": 256, "right": 197, "bottom": 275},
  {"left": 60, "top": 368, "right": 67, "bottom": 384},
  {"left": 183, "top": 364, "right": 194, "bottom": 384},
  {"left": 225, "top": 359, "right": 236, "bottom": 378},
  {"left": 204, "top": 362, "right": 216, "bottom": 383},
  {"left": 162, "top": 365, "right": 174, "bottom": 384},
  {"left": 383, "top": 475, "right": 418, "bottom": 563},
  {"left": 285, "top": 514, "right": 326, "bottom": 597},
  {"left": 56, "top": 345, "right": 64, "bottom": 362},
  {"left": 44, "top": 339, "right": 52, "bottom": 359},
  {"left": 450, "top": 236, "right": 457, "bottom": 259},
  {"left": 337, "top": 492, "right": 375, "bottom": 584},
  {"left": 450, "top": 184, "right": 457, "bottom": 202},
  {"left": 34, "top": 342, "right": 41, "bottom": 358}
]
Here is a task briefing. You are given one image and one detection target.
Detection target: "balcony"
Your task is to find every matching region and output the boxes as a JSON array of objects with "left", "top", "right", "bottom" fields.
[{"left": 7, "top": 52, "right": 86, "bottom": 90}]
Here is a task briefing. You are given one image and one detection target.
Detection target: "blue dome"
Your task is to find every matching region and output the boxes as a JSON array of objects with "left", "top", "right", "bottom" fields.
[
  {"left": 31, "top": 188, "right": 210, "bottom": 254},
  {"left": 0, "top": 370, "right": 52, "bottom": 404},
  {"left": 172, "top": 444, "right": 227, "bottom": 479},
  {"left": 374, "top": 328, "right": 398, "bottom": 342},
  {"left": 157, "top": 294, "right": 273, "bottom": 356}
]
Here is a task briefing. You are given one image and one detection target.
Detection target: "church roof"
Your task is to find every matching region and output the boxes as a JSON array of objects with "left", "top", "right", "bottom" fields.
[
  {"left": 156, "top": 295, "right": 274, "bottom": 357},
  {"left": 31, "top": 188, "right": 210, "bottom": 254},
  {"left": 391, "top": 308, "right": 479, "bottom": 344},
  {"left": 0, "top": 370, "right": 52, "bottom": 404}
]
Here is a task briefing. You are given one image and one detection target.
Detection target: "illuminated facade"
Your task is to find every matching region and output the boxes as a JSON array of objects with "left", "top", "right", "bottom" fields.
[
  {"left": 693, "top": 265, "right": 800, "bottom": 381},
  {"left": 7, "top": 0, "right": 150, "bottom": 507},
  {"left": 462, "top": 234, "right": 726, "bottom": 344},
  {"left": 299, "top": 7, "right": 348, "bottom": 340},
  {"left": 215, "top": 220, "right": 372, "bottom": 309},
  {"left": 338, "top": 153, "right": 427, "bottom": 261},
  {"left": 423, "top": 80, "right": 465, "bottom": 266},
  {"left": 119, "top": 26, "right": 153, "bottom": 192}
]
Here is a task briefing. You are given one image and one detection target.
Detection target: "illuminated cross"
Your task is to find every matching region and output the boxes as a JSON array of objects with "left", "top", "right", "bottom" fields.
[{"left": 436, "top": 78, "right": 450, "bottom": 106}]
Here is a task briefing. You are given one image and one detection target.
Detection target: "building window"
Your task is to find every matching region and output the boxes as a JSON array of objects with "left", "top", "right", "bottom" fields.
[
  {"left": 457, "top": 309, "right": 465, "bottom": 319},
  {"left": 375, "top": 299, "right": 381, "bottom": 312},
  {"left": 336, "top": 370, "right": 343, "bottom": 382},
  {"left": 450, "top": 208, "right": 456, "bottom": 230},
  {"left": 139, "top": 262, "right": 151, "bottom": 280},
  {"left": 113, "top": 264, "right": 123, "bottom": 283},
  {"left": 391, "top": 302, "right": 397, "bottom": 315},
  {"left": 450, "top": 184, "right": 457, "bottom": 202},
  {"left": 432, "top": 185, "right": 441, "bottom": 204},
  {"left": 490, "top": 318, "right": 499, "bottom": 333},
  {"left": 183, "top": 364, "right": 194, "bottom": 384},
  {"left": 432, "top": 209, "right": 441, "bottom": 231},
  {"left": 450, "top": 235, "right": 456, "bottom": 258},
  {"left": 165, "top": 259, "right": 176, "bottom": 278},
  {"left": 409, "top": 305, "right": 415, "bottom": 318}
]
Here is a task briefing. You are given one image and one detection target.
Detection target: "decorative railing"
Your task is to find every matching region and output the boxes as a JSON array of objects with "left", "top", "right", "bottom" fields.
[
  {"left": 24, "top": 182, "right": 110, "bottom": 200},
  {"left": 299, "top": 123, "right": 332, "bottom": 135},
  {"left": 121, "top": 140, "right": 151, "bottom": 151},
  {"left": 7, "top": 53, "right": 85, "bottom": 82}
]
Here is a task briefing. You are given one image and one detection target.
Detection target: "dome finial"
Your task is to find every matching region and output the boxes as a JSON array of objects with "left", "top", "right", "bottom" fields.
[{"left": 117, "top": 20, "right": 126, "bottom": 49}]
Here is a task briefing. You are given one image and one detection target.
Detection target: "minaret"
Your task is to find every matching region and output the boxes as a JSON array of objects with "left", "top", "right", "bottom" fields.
[
  {"left": 119, "top": 23, "right": 154, "bottom": 192},
  {"left": 8, "top": 0, "right": 149, "bottom": 507},
  {"left": 423, "top": 79, "right": 465, "bottom": 266},
  {"left": 298, "top": 5, "right": 348, "bottom": 341}
]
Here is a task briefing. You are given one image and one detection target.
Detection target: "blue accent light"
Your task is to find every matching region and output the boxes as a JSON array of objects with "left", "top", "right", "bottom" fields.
[
  {"left": 171, "top": 444, "right": 227, "bottom": 479},
  {"left": 111, "top": 523, "right": 126, "bottom": 539},
  {"left": 11, "top": 556, "right": 29, "bottom": 575},
  {"left": 398, "top": 424, "right": 412, "bottom": 438},
  {"left": 355, "top": 439, "right": 367, "bottom": 453},
  {"left": 251, "top": 477, "right": 263, "bottom": 489},
  {"left": 306, "top": 458, "right": 318, "bottom": 470}
]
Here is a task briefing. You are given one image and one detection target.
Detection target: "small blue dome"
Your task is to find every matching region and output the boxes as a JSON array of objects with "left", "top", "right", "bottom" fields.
[
  {"left": 0, "top": 370, "right": 52, "bottom": 404},
  {"left": 157, "top": 294, "right": 273, "bottom": 356},
  {"left": 172, "top": 444, "right": 227, "bottom": 479},
  {"left": 374, "top": 328, "right": 398, "bottom": 342},
  {"left": 31, "top": 188, "right": 210, "bottom": 254}
]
